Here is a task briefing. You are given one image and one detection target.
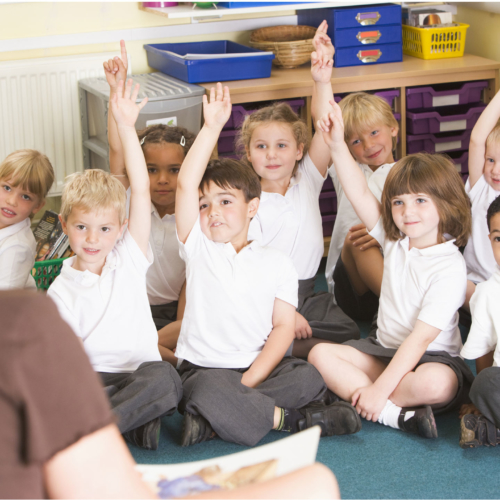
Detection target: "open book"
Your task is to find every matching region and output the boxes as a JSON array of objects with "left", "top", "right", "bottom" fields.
[{"left": 136, "top": 426, "right": 321, "bottom": 498}]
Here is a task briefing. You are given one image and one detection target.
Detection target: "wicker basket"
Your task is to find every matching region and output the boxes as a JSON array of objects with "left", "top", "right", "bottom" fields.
[{"left": 249, "top": 25, "right": 317, "bottom": 69}]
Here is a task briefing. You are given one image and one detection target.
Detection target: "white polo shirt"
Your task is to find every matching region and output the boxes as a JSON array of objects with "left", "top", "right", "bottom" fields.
[
  {"left": 126, "top": 188, "right": 185, "bottom": 305},
  {"left": 463, "top": 176, "right": 500, "bottom": 283},
  {"left": 0, "top": 218, "right": 36, "bottom": 290},
  {"left": 371, "top": 218, "right": 466, "bottom": 356},
  {"left": 248, "top": 153, "right": 326, "bottom": 280},
  {"left": 325, "top": 161, "right": 395, "bottom": 291},
  {"left": 461, "top": 266, "right": 500, "bottom": 367},
  {"left": 48, "top": 229, "right": 161, "bottom": 373},
  {"left": 176, "top": 218, "right": 298, "bottom": 369}
]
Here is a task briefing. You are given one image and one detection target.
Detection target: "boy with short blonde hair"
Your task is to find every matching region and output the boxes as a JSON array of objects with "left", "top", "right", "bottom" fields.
[
  {"left": 0, "top": 149, "right": 54, "bottom": 289},
  {"left": 48, "top": 80, "right": 182, "bottom": 451}
]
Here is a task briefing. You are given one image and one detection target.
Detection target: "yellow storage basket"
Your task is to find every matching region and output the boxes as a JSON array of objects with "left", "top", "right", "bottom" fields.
[{"left": 403, "top": 23, "right": 469, "bottom": 60}]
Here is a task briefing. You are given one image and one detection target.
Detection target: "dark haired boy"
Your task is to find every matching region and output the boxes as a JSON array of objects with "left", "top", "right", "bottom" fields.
[
  {"left": 175, "top": 83, "right": 361, "bottom": 447},
  {"left": 460, "top": 196, "right": 500, "bottom": 448}
]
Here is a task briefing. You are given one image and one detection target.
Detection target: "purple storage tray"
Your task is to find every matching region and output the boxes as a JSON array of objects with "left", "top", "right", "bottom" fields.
[
  {"left": 406, "top": 130, "right": 471, "bottom": 154},
  {"left": 319, "top": 191, "right": 337, "bottom": 215},
  {"left": 406, "top": 104, "right": 486, "bottom": 135},
  {"left": 322, "top": 176, "right": 334, "bottom": 192},
  {"left": 322, "top": 214, "right": 336, "bottom": 237},
  {"left": 218, "top": 152, "right": 240, "bottom": 160},
  {"left": 333, "top": 89, "right": 399, "bottom": 110},
  {"left": 462, "top": 173, "right": 469, "bottom": 184},
  {"left": 446, "top": 150, "right": 469, "bottom": 174},
  {"left": 218, "top": 129, "right": 238, "bottom": 153},
  {"left": 223, "top": 98, "right": 304, "bottom": 130},
  {"left": 407, "top": 81, "right": 487, "bottom": 110}
]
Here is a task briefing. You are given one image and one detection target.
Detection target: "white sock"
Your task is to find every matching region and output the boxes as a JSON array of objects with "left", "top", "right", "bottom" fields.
[{"left": 377, "top": 400, "right": 402, "bottom": 429}]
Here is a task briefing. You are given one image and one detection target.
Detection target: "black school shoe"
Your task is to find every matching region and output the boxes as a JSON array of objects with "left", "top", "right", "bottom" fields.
[
  {"left": 315, "top": 389, "right": 342, "bottom": 406},
  {"left": 297, "top": 401, "right": 362, "bottom": 437},
  {"left": 181, "top": 412, "right": 216, "bottom": 447},
  {"left": 460, "top": 414, "right": 500, "bottom": 448},
  {"left": 398, "top": 406, "right": 438, "bottom": 439},
  {"left": 123, "top": 417, "right": 161, "bottom": 450}
]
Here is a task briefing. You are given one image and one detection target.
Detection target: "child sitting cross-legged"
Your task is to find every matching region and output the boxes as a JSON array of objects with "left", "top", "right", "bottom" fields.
[
  {"left": 47, "top": 79, "right": 182, "bottom": 451},
  {"left": 0, "top": 149, "right": 54, "bottom": 289},
  {"left": 309, "top": 100, "right": 474, "bottom": 439},
  {"left": 460, "top": 196, "right": 500, "bottom": 448},
  {"left": 175, "top": 82, "right": 361, "bottom": 447}
]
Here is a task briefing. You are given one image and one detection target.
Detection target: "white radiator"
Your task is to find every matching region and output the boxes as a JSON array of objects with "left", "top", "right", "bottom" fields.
[{"left": 0, "top": 52, "right": 125, "bottom": 195}]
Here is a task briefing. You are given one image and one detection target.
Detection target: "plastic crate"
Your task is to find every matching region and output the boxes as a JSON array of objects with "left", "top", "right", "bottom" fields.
[
  {"left": 322, "top": 214, "right": 336, "bottom": 237},
  {"left": 406, "top": 104, "right": 486, "bottom": 135},
  {"left": 406, "top": 81, "right": 487, "bottom": 110},
  {"left": 218, "top": 129, "right": 238, "bottom": 153},
  {"left": 144, "top": 41, "right": 274, "bottom": 83},
  {"left": 406, "top": 130, "right": 471, "bottom": 154},
  {"left": 334, "top": 90, "right": 399, "bottom": 110},
  {"left": 446, "top": 150, "right": 469, "bottom": 174},
  {"left": 402, "top": 23, "right": 469, "bottom": 60},
  {"left": 320, "top": 191, "right": 337, "bottom": 215},
  {"left": 32, "top": 258, "right": 66, "bottom": 290}
]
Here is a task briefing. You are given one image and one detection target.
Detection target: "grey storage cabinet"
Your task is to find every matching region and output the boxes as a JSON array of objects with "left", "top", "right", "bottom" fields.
[{"left": 78, "top": 72, "right": 205, "bottom": 171}]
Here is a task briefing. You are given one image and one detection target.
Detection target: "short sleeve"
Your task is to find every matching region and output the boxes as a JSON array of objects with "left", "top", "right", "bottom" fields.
[
  {"left": 461, "top": 284, "right": 497, "bottom": 359},
  {"left": 368, "top": 217, "right": 387, "bottom": 247},
  {"left": 0, "top": 244, "right": 35, "bottom": 290},
  {"left": 418, "top": 270, "right": 466, "bottom": 332},
  {"left": 1, "top": 292, "right": 114, "bottom": 465},
  {"left": 275, "top": 254, "right": 299, "bottom": 308},
  {"left": 120, "top": 229, "right": 153, "bottom": 274},
  {"left": 466, "top": 175, "right": 488, "bottom": 204},
  {"left": 299, "top": 153, "right": 327, "bottom": 195},
  {"left": 178, "top": 216, "right": 204, "bottom": 262}
]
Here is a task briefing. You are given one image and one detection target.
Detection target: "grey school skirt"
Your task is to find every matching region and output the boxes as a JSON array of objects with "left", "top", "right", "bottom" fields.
[{"left": 344, "top": 336, "right": 475, "bottom": 414}]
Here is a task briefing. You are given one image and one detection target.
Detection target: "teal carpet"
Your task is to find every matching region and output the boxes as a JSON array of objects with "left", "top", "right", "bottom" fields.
[{"left": 129, "top": 264, "right": 499, "bottom": 499}]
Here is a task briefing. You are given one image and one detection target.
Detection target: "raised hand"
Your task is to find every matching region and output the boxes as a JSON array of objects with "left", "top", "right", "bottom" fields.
[
  {"left": 103, "top": 40, "right": 129, "bottom": 95},
  {"left": 311, "top": 20, "right": 335, "bottom": 83},
  {"left": 110, "top": 79, "right": 148, "bottom": 128},
  {"left": 316, "top": 99, "right": 345, "bottom": 150},
  {"left": 202, "top": 82, "right": 232, "bottom": 131}
]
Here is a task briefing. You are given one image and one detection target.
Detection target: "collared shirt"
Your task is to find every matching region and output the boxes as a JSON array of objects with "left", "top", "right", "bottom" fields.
[
  {"left": 48, "top": 230, "right": 161, "bottom": 373},
  {"left": 370, "top": 218, "right": 466, "bottom": 356},
  {"left": 464, "top": 176, "right": 500, "bottom": 283},
  {"left": 0, "top": 218, "right": 36, "bottom": 290},
  {"left": 325, "top": 161, "right": 395, "bottom": 291},
  {"left": 248, "top": 153, "right": 326, "bottom": 280},
  {"left": 126, "top": 188, "right": 185, "bottom": 305},
  {"left": 462, "top": 266, "right": 500, "bottom": 367},
  {"left": 176, "top": 218, "right": 298, "bottom": 369}
]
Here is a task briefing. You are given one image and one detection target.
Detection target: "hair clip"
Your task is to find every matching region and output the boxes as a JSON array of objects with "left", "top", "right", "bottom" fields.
[
  {"left": 140, "top": 136, "right": 146, "bottom": 146},
  {"left": 180, "top": 135, "right": 186, "bottom": 147}
]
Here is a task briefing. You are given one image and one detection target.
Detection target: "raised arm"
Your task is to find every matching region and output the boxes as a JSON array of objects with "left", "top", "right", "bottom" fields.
[
  {"left": 469, "top": 89, "right": 500, "bottom": 188},
  {"left": 176, "top": 83, "right": 231, "bottom": 243},
  {"left": 103, "top": 40, "right": 129, "bottom": 189},
  {"left": 317, "top": 100, "right": 381, "bottom": 231},
  {"left": 110, "top": 79, "right": 150, "bottom": 256},
  {"left": 309, "top": 21, "right": 335, "bottom": 176}
]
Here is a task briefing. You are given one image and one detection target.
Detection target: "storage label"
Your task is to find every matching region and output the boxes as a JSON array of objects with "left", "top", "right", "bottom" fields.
[
  {"left": 435, "top": 140, "right": 462, "bottom": 152},
  {"left": 146, "top": 116, "right": 178, "bottom": 127},
  {"left": 440, "top": 119, "right": 466, "bottom": 132},
  {"left": 432, "top": 95, "right": 460, "bottom": 107}
]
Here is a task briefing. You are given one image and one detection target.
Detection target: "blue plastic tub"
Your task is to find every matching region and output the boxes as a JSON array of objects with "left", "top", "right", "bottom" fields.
[{"left": 144, "top": 41, "right": 275, "bottom": 83}]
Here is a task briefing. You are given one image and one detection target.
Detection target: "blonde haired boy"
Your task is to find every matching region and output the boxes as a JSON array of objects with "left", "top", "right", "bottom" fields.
[
  {"left": 0, "top": 149, "right": 54, "bottom": 289},
  {"left": 48, "top": 80, "right": 182, "bottom": 451}
]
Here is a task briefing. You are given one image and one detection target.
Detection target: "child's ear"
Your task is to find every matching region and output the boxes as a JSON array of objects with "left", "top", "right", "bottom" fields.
[
  {"left": 31, "top": 199, "right": 45, "bottom": 216},
  {"left": 296, "top": 143, "right": 305, "bottom": 161},
  {"left": 245, "top": 145, "right": 251, "bottom": 162},
  {"left": 59, "top": 214, "right": 68, "bottom": 235},
  {"left": 391, "top": 126, "right": 399, "bottom": 137},
  {"left": 247, "top": 197, "right": 260, "bottom": 219}
]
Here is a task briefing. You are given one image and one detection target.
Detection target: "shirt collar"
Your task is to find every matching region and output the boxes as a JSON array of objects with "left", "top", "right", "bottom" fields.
[
  {"left": 151, "top": 204, "right": 176, "bottom": 222},
  {"left": 0, "top": 218, "right": 30, "bottom": 241},
  {"left": 399, "top": 234, "right": 458, "bottom": 256},
  {"left": 61, "top": 249, "right": 119, "bottom": 287}
]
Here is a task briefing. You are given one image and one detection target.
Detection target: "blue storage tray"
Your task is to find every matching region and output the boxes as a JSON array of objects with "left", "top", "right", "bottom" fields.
[
  {"left": 333, "top": 24, "right": 402, "bottom": 49},
  {"left": 334, "top": 43, "right": 402, "bottom": 68},
  {"left": 144, "top": 41, "right": 274, "bottom": 84}
]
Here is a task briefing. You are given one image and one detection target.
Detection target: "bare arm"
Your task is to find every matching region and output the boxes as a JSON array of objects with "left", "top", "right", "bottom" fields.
[
  {"left": 241, "top": 298, "right": 295, "bottom": 388},
  {"left": 469, "top": 89, "right": 500, "bottom": 188},
  {"left": 317, "top": 101, "right": 381, "bottom": 231},
  {"left": 176, "top": 83, "right": 231, "bottom": 243},
  {"left": 309, "top": 21, "right": 335, "bottom": 176},
  {"left": 104, "top": 40, "right": 130, "bottom": 189},
  {"left": 44, "top": 424, "right": 156, "bottom": 499},
  {"left": 110, "top": 79, "right": 150, "bottom": 256}
]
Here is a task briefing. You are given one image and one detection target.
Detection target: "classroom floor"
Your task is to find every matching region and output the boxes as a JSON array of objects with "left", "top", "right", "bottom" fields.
[{"left": 128, "top": 265, "right": 499, "bottom": 499}]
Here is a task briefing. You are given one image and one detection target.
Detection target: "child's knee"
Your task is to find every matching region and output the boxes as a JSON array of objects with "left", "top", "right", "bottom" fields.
[
  {"left": 308, "top": 344, "right": 338, "bottom": 370},
  {"left": 417, "top": 366, "right": 458, "bottom": 403}
]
